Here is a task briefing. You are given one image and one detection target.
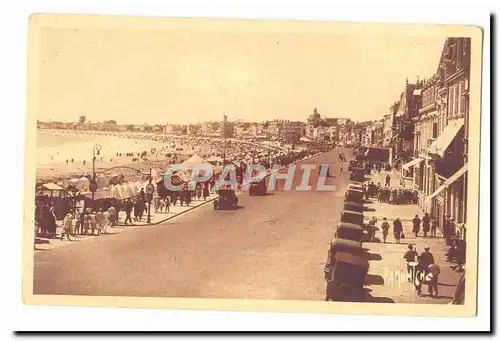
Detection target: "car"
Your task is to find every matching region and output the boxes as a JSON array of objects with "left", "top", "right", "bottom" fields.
[
  {"left": 249, "top": 179, "right": 267, "bottom": 196},
  {"left": 335, "top": 222, "right": 365, "bottom": 242},
  {"left": 348, "top": 160, "right": 358, "bottom": 171},
  {"left": 340, "top": 210, "right": 365, "bottom": 226},
  {"left": 345, "top": 189, "right": 364, "bottom": 202},
  {"left": 349, "top": 169, "right": 365, "bottom": 182},
  {"left": 325, "top": 251, "right": 369, "bottom": 302},
  {"left": 213, "top": 189, "right": 239, "bottom": 210},
  {"left": 344, "top": 200, "right": 364, "bottom": 213},
  {"left": 324, "top": 238, "right": 363, "bottom": 281}
]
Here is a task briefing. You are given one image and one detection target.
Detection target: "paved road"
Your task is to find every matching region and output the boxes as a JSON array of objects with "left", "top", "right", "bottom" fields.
[{"left": 33, "top": 149, "right": 351, "bottom": 300}]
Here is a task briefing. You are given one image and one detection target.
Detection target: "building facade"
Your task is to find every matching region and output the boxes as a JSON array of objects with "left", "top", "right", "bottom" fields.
[{"left": 407, "top": 37, "right": 470, "bottom": 239}]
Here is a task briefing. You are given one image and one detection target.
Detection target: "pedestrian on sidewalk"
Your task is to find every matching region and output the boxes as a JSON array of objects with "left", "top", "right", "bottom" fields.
[
  {"left": 381, "top": 218, "right": 390, "bottom": 243},
  {"left": 96, "top": 209, "right": 104, "bottom": 234},
  {"left": 74, "top": 209, "right": 81, "bottom": 236},
  {"left": 124, "top": 200, "right": 133, "bottom": 225},
  {"left": 165, "top": 197, "right": 170, "bottom": 213},
  {"left": 412, "top": 214, "right": 421, "bottom": 237},
  {"left": 426, "top": 263, "right": 441, "bottom": 297},
  {"left": 403, "top": 244, "right": 418, "bottom": 282},
  {"left": 430, "top": 218, "right": 437, "bottom": 237},
  {"left": 422, "top": 212, "right": 431, "bottom": 237},
  {"left": 196, "top": 185, "right": 202, "bottom": 200},
  {"left": 367, "top": 216, "right": 377, "bottom": 242},
  {"left": 418, "top": 246, "right": 435, "bottom": 273},
  {"left": 60, "top": 213, "right": 73, "bottom": 241},
  {"left": 340, "top": 163, "right": 343, "bottom": 173},
  {"left": 102, "top": 209, "right": 110, "bottom": 234},
  {"left": 203, "top": 183, "right": 209, "bottom": 200},
  {"left": 393, "top": 218, "right": 403, "bottom": 244},
  {"left": 385, "top": 174, "right": 391, "bottom": 187},
  {"left": 159, "top": 198, "right": 165, "bottom": 213}
]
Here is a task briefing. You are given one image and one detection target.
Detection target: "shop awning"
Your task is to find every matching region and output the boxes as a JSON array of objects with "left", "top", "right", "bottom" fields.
[
  {"left": 42, "top": 182, "right": 64, "bottom": 191},
  {"left": 428, "top": 118, "right": 464, "bottom": 157},
  {"left": 426, "top": 163, "right": 468, "bottom": 201},
  {"left": 402, "top": 158, "right": 424, "bottom": 170}
]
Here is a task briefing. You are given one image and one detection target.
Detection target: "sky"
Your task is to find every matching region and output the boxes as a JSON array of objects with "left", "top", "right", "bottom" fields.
[{"left": 36, "top": 24, "right": 446, "bottom": 125}]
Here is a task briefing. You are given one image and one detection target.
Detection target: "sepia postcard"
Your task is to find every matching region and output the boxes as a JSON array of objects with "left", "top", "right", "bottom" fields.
[{"left": 23, "top": 14, "right": 483, "bottom": 318}]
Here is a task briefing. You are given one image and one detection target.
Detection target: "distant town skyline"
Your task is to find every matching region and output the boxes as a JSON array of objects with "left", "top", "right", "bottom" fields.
[{"left": 37, "top": 23, "right": 445, "bottom": 125}]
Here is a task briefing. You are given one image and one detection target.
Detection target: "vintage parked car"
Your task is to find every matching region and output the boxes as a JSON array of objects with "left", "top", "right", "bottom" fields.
[
  {"left": 213, "top": 189, "right": 239, "bottom": 210},
  {"left": 347, "top": 183, "right": 364, "bottom": 192},
  {"left": 348, "top": 160, "right": 359, "bottom": 171},
  {"left": 325, "top": 251, "right": 369, "bottom": 302},
  {"left": 349, "top": 169, "right": 365, "bottom": 182},
  {"left": 340, "top": 210, "right": 364, "bottom": 226},
  {"left": 324, "top": 238, "right": 364, "bottom": 280},
  {"left": 249, "top": 179, "right": 267, "bottom": 196},
  {"left": 344, "top": 200, "right": 364, "bottom": 213},
  {"left": 345, "top": 188, "right": 365, "bottom": 202},
  {"left": 335, "top": 222, "right": 365, "bottom": 242}
]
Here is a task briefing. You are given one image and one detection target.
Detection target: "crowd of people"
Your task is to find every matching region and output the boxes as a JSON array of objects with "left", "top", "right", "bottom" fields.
[{"left": 361, "top": 179, "right": 419, "bottom": 205}]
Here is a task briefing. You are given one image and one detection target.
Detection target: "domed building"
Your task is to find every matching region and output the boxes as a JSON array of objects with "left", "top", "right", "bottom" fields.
[{"left": 306, "top": 108, "right": 322, "bottom": 138}]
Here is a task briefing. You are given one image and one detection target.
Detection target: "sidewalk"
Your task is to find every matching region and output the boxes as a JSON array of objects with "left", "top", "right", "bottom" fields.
[
  {"left": 360, "top": 170, "right": 461, "bottom": 304},
  {"left": 116, "top": 192, "right": 219, "bottom": 227}
]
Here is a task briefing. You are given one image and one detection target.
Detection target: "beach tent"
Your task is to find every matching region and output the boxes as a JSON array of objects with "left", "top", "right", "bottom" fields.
[
  {"left": 43, "top": 182, "right": 64, "bottom": 191},
  {"left": 121, "top": 183, "right": 135, "bottom": 198},
  {"left": 182, "top": 154, "right": 210, "bottom": 167}
]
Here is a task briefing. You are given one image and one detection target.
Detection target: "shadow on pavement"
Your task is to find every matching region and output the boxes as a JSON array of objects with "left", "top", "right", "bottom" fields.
[
  {"left": 34, "top": 238, "right": 50, "bottom": 245},
  {"left": 364, "top": 274, "right": 385, "bottom": 286},
  {"left": 364, "top": 252, "right": 382, "bottom": 261},
  {"left": 362, "top": 288, "right": 395, "bottom": 303}
]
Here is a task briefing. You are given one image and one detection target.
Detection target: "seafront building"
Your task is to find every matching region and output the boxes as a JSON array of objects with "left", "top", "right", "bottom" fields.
[{"left": 379, "top": 37, "right": 471, "bottom": 242}]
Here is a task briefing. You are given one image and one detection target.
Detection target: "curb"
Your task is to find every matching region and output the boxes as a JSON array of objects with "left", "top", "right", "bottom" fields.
[{"left": 117, "top": 195, "right": 219, "bottom": 227}]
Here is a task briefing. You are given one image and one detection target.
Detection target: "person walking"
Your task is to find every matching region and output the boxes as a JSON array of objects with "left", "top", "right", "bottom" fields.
[
  {"left": 74, "top": 209, "right": 81, "bottom": 236},
  {"left": 419, "top": 246, "right": 435, "bottom": 271},
  {"left": 426, "top": 263, "right": 441, "bottom": 297},
  {"left": 412, "top": 214, "right": 421, "bottom": 237},
  {"left": 165, "top": 197, "right": 170, "bottom": 213},
  {"left": 393, "top": 218, "right": 403, "bottom": 244},
  {"left": 403, "top": 244, "right": 418, "bottom": 282},
  {"left": 60, "top": 213, "right": 73, "bottom": 241},
  {"left": 102, "top": 209, "right": 110, "bottom": 234},
  {"left": 422, "top": 212, "right": 431, "bottom": 237},
  {"left": 95, "top": 209, "right": 104, "bottom": 234},
  {"left": 381, "top": 217, "right": 390, "bottom": 243},
  {"left": 91, "top": 210, "right": 99, "bottom": 235},
  {"left": 202, "top": 183, "right": 209, "bottom": 200},
  {"left": 385, "top": 173, "right": 391, "bottom": 187},
  {"left": 196, "top": 185, "right": 202, "bottom": 200},
  {"left": 430, "top": 218, "right": 437, "bottom": 237},
  {"left": 367, "top": 216, "right": 377, "bottom": 242},
  {"left": 124, "top": 200, "right": 133, "bottom": 225}
]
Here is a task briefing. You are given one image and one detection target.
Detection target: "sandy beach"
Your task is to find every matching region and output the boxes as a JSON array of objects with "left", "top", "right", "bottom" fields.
[{"left": 35, "top": 130, "right": 210, "bottom": 182}]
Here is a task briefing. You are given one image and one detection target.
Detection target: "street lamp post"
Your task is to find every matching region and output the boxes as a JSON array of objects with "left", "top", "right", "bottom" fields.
[
  {"left": 91, "top": 144, "right": 102, "bottom": 200},
  {"left": 145, "top": 168, "right": 154, "bottom": 224}
]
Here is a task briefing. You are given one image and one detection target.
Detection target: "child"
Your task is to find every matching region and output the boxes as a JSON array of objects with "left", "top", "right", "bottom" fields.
[
  {"left": 165, "top": 197, "right": 171, "bottom": 213},
  {"left": 381, "top": 217, "right": 390, "bottom": 243}
]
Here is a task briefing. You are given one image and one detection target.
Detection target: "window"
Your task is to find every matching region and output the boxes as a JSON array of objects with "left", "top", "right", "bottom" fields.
[
  {"left": 448, "top": 88, "right": 454, "bottom": 117},
  {"left": 432, "top": 122, "right": 438, "bottom": 138},
  {"left": 454, "top": 84, "right": 459, "bottom": 115},
  {"left": 458, "top": 82, "right": 464, "bottom": 114}
]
